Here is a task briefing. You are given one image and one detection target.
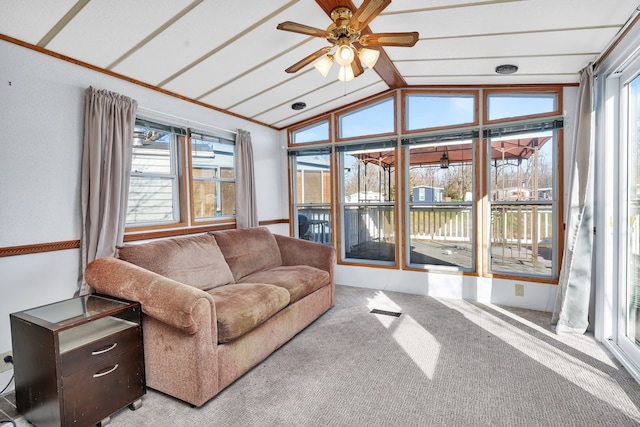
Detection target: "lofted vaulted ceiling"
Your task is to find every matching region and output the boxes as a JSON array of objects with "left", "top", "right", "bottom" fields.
[{"left": 1, "top": 0, "right": 638, "bottom": 130}]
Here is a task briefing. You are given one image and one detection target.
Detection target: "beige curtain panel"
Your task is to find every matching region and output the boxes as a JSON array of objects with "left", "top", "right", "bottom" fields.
[
  {"left": 552, "top": 64, "right": 595, "bottom": 334},
  {"left": 235, "top": 129, "right": 258, "bottom": 228},
  {"left": 79, "top": 86, "right": 137, "bottom": 295}
]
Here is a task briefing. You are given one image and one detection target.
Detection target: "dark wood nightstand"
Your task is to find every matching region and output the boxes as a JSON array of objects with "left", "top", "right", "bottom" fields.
[{"left": 10, "top": 295, "right": 145, "bottom": 427}]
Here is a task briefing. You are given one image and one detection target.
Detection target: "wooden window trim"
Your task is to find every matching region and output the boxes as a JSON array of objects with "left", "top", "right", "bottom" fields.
[
  {"left": 483, "top": 86, "right": 563, "bottom": 125},
  {"left": 335, "top": 93, "right": 398, "bottom": 142},
  {"left": 125, "top": 134, "right": 189, "bottom": 233},
  {"left": 401, "top": 89, "right": 480, "bottom": 135},
  {"left": 288, "top": 115, "right": 332, "bottom": 147}
]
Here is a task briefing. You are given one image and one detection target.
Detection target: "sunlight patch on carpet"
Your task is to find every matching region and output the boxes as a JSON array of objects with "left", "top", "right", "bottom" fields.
[
  {"left": 392, "top": 314, "right": 441, "bottom": 379},
  {"left": 438, "top": 298, "right": 640, "bottom": 423}
]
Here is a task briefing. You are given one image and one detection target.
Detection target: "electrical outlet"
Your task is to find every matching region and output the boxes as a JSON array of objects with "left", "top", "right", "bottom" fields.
[
  {"left": 0, "top": 351, "right": 12, "bottom": 373},
  {"left": 515, "top": 284, "right": 525, "bottom": 297}
]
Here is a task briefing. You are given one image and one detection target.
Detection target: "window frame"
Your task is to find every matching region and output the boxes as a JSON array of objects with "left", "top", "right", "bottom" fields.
[
  {"left": 337, "top": 140, "right": 399, "bottom": 267},
  {"left": 188, "top": 130, "right": 237, "bottom": 225},
  {"left": 401, "top": 89, "right": 479, "bottom": 135},
  {"left": 484, "top": 120, "right": 563, "bottom": 281},
  {"left": 288, "top": 146, "right": 333, "bottom": 245},
  {"left": 335, "top": 93, "right": 397, "bottom": 142},
  {"left": 284, "top": 85, "right": 565, "bottom": 283},
  {"left": 125, "top": 116, "right": 236, "bottom": 238},
  {"left": 483, "top": 87, "right": 563, "bottom": 125},
  {"left": 288, "top": 115, "right": 332, "bottom": 147},
  {"left": 402, "top": 131, "right": 479, "bottom": 273},
  {"left": 126, "top": 122, "right": 188, "bottom": 232}
]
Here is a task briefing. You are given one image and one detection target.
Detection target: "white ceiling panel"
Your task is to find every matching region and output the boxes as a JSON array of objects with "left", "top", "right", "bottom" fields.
[
  {"left": 198, "top": 40, "right": 347, "bottom": 110},
  {"left": 0, "top": 1, "right": 78, "bottom": 44},
  {"left": 161, "top": 1, "right": 331, "bottom": 98},
  {"left": 264, "top": 81, "right": 390, "bottom": 129},
  {"left": 388, "top": 28, "right": 618, "bottom": 61},
  {"left": 112, "top": 0, "right": 296, "bottom": 86},
  {"left": 396, "top": 54, "right": 595, "bottom": 79},
  {"left": 372, "top": 0, "right": 636, "bottom": 39},
  {"left": 45, "top": 0, "right": 194, "bottom": 68},
  {"left": 2, "top": 0, "right": 638, "bottom": 128},
  {"left": 405, "top": 73, "right": 579, "bottom": 86},
  {"left": 230, "top": 67, "right": 381, "bottom": 120},
  {"left": 383, "top": 0, "right": 518, "bottom": 12}
]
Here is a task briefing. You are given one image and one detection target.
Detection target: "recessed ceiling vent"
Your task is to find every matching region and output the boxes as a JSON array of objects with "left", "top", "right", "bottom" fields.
[
  {"left": 291, "top": 102, "right": 306, "bottom": 110},
  {"left": 495, "top": 64, "right": 518, "bottom": 74}
]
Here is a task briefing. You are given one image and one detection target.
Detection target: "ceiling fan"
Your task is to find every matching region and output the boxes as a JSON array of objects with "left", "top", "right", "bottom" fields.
[{"left": 277, "top": 0, "right": 419, "bottom": 81}]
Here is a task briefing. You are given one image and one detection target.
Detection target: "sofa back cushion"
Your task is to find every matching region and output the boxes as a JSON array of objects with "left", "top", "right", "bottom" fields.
[
  {"left": 210, "top": 227, "right": 282, "bottom": 281},
  {"left": 117, "top": 234, "right": 235, "bottom": 291}
]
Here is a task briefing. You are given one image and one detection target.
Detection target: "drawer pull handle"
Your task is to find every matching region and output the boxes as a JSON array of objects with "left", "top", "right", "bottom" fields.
[
  {"left": 92, "top": 343, "right": 117, "bottom": 355},
  {"left": 93, "top": 364, "right": 118, "bottom": 378}
]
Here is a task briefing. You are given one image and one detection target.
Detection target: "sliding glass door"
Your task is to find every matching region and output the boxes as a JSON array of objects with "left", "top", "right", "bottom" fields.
[{"left": 618, "top": 72, "right": 640, "bottom": 365}]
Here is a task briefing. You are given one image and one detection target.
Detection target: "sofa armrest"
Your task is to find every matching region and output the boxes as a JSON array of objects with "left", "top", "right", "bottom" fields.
[
  {"left": 274, "top": 234, "right": 336, "bottom": 274},
  {"left": 85, "top": 257, "right": 216, "bottom": 335}
]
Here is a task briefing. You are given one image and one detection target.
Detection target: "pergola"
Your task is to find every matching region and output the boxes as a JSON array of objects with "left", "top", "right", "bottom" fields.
[
  {"left": 347, "top": 134, "right": 553, "bottom": 266},
  {"left": 352, "top": 136, "right": 551, "bottom": 168}
]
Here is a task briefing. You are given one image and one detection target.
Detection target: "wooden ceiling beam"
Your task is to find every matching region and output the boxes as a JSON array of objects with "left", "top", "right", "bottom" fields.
[{"left": 315, "top": 0, "right": 408, "bottom": 89}]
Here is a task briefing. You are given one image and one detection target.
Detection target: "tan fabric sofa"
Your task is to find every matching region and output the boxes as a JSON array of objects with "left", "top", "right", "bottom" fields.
[{"left": 84, "top": 227, "right": 335, "bottom": 407}]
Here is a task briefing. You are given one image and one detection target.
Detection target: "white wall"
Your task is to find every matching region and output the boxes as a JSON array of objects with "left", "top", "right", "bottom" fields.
[{"left": 0, "top": 40, "right": 284, "bottom": 389}]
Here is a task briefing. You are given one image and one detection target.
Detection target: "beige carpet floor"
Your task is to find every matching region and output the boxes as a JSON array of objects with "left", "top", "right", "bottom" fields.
[{"left": 13, "top": 284, "right": 640, "bottom": 426}]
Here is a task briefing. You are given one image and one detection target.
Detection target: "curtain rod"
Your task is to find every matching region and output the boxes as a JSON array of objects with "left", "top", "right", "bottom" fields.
[{"left": 137, "top": 106, "right": 238, "bottom": 135}]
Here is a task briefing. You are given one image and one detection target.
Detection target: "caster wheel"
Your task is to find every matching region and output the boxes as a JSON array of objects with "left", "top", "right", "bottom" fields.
[{"left": 129, "top": 398, "right": 143, "bottom": 411}]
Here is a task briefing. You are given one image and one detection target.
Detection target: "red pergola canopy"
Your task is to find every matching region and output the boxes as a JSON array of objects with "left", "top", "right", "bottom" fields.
[{"left": 353, "top": 136, "right": 551, "bottom": 168}]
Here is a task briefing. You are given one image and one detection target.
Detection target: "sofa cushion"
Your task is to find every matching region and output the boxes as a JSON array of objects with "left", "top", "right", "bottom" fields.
[
  {"left": 239, "top": 266, "right": 330, "bottom": 304},
  {"left": 210, "top": 228, "right": 282, "bottom": 281},
  {"left": 208, "top": 283, "right": 290, "bottom": 343},
  {"left": 117, "top": 234, "right": 235, "bottom": 291}
]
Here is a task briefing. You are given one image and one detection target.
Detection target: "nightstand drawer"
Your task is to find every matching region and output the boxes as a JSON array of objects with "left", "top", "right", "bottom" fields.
[
  {"left": 60, "top": 323, "right": 140, "bottom": 377},
  {"left": 62, "top": 346, "right": 144, "bottom": 425}
]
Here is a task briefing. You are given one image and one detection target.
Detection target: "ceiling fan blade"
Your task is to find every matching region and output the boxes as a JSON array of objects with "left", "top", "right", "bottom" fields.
[
  {"left": 351, "top": 55, "right": 364, "bottom": 77},
  {"left": 285, "top": 46, "right": 332, "bottom": 73},
  {"left": 359, "top": 32, "right": 419, "bottom": 47},
  {"left": 349, "top": 0, "right": 391, "bottom": 32},
  {"left": 277, "top": 21, "right": 331, "bottom": 39}
]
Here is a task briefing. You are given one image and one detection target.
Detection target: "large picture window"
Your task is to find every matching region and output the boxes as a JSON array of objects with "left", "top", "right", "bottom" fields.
[
  {"left": 339, "top": 141, "right": 397, "bottom": 264},
  {"left": 404, "top": 91, "right": 477, "bottom": 132},
  {"left": 486, "top": 121, "right": 560, "bottom": 279},
  {"left": 404, "top": 132, "right": 477, "bottom": 270},
  {"left": 290, "top": 118, "right": 330, "bottom": 145},
  {"left": 126, "top": 117, "right": 236, "bottom": 232},
  {"left": 287, "top": 87, "right": 563, "bottom": 281},
  {"left": 289, "top": 148, "right": 332, "bottom": 244},
  {"left": 338, "top": 96, "right": 395, "bottom": 140},
  {"left": 486, "top": 91, "right": 559, "bottom": 122},
  {"left": 127, "top": 122, "right": 184, "bottom": 226},
  {"left": 190, "top": 132, "right": 235, "bottom": 222}
]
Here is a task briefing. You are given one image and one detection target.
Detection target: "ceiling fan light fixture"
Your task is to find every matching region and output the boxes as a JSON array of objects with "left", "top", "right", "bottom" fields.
[
  {"left": 358, "top": 48, "right": 380, "bottom": 69},
  {"left": 314, "top": 54, "right": 334, "bottom": 77},
  {"left": 338, "top": 65, "right": 355, "bottom": 82},
  {"left": 335, "top": 40, "right": 355, "bottom": 66}
]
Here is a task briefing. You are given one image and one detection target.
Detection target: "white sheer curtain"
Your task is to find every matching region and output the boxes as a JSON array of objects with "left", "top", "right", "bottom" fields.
[
  {"left": 235, "top": 129, "right": 258, "bottom": 228},
  {"left": 79, "top": 87, "right": 137, "bottom": 295},
  {"left": 552, "top": 64, "right": 595, "bottom": 333}
]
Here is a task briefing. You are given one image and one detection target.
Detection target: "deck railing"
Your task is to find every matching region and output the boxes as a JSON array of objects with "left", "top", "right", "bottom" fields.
[{"left": 298, "top": 203, "right": 555, "bottom": 260}]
